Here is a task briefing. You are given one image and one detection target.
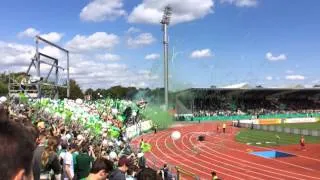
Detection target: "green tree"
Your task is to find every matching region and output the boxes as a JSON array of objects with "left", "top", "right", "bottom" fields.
[
  {"left": 0, "top": 81, "right": 8, "bottom": 96},
  {"left": 58, "top": 79, "right": 83, "bottom": 99}
]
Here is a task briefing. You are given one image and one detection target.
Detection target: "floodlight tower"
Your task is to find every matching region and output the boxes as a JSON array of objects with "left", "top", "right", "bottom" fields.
[{"left": 161, "top": 5, "right": 172, "bottom": 110}]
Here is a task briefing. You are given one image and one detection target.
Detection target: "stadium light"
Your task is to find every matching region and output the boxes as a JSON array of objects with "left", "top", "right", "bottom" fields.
[{"left": 161, "top": 5, "right": 172, "bottom": 110}]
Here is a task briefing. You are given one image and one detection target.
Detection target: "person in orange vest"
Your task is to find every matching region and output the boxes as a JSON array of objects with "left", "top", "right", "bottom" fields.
[
  {"left": 300, "top": 135, "right": 305, "bottom": 151},
  {"left": 222, "top": 123, "right": 226, "bottom": 133}
]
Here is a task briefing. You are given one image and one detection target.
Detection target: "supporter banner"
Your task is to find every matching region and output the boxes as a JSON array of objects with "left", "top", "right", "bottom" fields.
[
  {"left": 258, "top": 119, "right": 281, "bottom": 125},
  {"left": 126, "top": 120, "right": 153, "bottom": 138},
  {"left": 284, "top": 118, "right": 316, "bottom": 124}
]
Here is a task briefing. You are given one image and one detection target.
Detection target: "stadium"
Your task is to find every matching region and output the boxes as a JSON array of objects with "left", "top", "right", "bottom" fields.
[{"left": 1, "top": 1, "right": 320, "bottom": 180}]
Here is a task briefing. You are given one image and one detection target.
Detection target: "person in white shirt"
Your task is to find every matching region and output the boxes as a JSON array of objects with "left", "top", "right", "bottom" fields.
[{"left": 63, "top": 144, "right": 76, "bottom": 180}]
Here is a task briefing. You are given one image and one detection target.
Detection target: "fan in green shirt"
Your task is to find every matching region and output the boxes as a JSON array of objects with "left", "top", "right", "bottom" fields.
[{"left": 76, "top": 146, "right": 95, "bottom": 179}]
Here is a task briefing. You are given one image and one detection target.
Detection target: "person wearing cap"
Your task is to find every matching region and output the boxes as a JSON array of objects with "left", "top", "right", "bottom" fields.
[{"left": 109, "top": 156, "right": 130, "bottom": 180}]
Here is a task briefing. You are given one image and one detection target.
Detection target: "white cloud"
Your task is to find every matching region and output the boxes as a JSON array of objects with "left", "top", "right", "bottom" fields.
[
  {"left": 286, "top": 70, "right": 294, "bottom": 74},
  {"left": 145, "top": 53, "right": 160, "bottom": 60},
  {"left": 80, "top": 0, "right": 126, "bottom": 22},
  {"left": 127, "top": 33, "right": 156, "bottom": 48},
  {"left": 128, "top": 0, "right": 214, "bottom": 25},
  {"left": 265, "top": 52, "right": 287, "bottom": 61},
  {"left": 127, "top": 27, "right": 141, "bottom": 34},
  {"left": 70, "top": 58, "right": 160, "bottom": 89},
  {"left": 18, "top": 28, "right": 63, "bottom": 43},
  {"left": 97, "top": 53, "right": 121, "bottom": 61},
  {"left": 18, "top": 28, "right": 40, "bottom": 38},
  {"left": 220, "top": 0, "right": 258, "bottom": 7},
  {"left": 0, "top": 41, "right": 34, "bottom": 66},
  {"left": 39, "top": 32, "right": 63, "bottom": 43},
  {"left": 286, "top": 75, "right": 305, "bottom": 80},
  {"left": 0, "top": 38, "right": 159, "bottom": 89},
  {"left": 266, "top": 76, "right": 273, "bottom": 80},
  {"left": 66, "top": 32, "right": 119, "bottom": 52},
  {"left": 190, "top": 49, "right": 213, "bottom": 59}
]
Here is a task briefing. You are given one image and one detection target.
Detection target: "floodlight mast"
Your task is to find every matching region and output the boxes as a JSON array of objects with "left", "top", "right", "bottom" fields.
[{"left": 161, "top": 6, "right": 172, "bottom": 110}]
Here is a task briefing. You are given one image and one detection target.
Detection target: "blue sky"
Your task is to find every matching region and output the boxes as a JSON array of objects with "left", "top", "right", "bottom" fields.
[{"left": 1, "top": 0, "right": 320, "bottom": 90}]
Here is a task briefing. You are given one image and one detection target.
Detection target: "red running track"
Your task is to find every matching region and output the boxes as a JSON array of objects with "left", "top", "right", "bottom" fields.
[{"left": 132, "top": 122, "right": 320, "bottom": 180}]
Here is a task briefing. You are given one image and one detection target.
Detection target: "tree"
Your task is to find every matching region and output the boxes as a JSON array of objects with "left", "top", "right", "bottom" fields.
[
  {"left": 0, "top": 81, "right": 8, "bottom": 96},
  {"left": 58, "top": 79, "right": 83, "bottom": 99}
]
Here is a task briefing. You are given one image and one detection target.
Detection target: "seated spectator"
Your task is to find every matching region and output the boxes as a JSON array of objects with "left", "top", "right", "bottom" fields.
[
  {"left": 0, "top": 119, "right": 36, "bottom": 180},
  {"left": 85, "top": 158, "right": 114, "bottom": 180},
  {"left": 109, "top": 156, "right": 131, "bottom": 180}
]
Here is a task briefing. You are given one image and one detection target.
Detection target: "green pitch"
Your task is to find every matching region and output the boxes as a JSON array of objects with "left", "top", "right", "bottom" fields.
[{"left": 236, "top": 129, "right": 320, "bottom": 147}]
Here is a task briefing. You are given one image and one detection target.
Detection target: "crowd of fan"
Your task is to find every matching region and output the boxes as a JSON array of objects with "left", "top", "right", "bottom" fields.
[
  {"left": 193, "top": 99, "right": 320, "bottom": 117},
  {"left": 0, "top": 98, "right": 175, "bottom": 180}
]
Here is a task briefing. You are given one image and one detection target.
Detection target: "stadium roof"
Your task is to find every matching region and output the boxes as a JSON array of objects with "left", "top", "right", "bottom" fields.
[
  {"left": 176, "top": 86, "right": 320, "bottom": 100},
  {"left": 217, "top": 82, "right": 319, "bottom": 89}
]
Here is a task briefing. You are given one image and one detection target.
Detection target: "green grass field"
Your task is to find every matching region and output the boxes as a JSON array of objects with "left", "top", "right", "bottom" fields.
[
  {"left": 236, "top": 129, "right": 320, "bottom": 147},
  {"left": 267, "top": 122, "right": 320, "bottom": 130}
]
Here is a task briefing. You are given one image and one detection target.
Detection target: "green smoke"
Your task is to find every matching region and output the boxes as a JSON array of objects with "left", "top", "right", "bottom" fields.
[{"left": 142, "top": 106, "right": 173, "bottom": 129}]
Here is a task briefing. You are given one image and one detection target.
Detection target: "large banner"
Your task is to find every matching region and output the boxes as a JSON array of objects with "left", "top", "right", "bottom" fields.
[{"left": 126, "top": 120, "right": 153, "bottom": 138}]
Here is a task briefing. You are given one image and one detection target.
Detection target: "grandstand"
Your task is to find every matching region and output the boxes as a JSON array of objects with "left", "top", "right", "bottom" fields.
[{"left": 175, "top": 85, "right": 320, "bottom": 121}]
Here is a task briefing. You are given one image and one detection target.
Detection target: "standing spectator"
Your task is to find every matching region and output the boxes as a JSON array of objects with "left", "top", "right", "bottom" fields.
[
  {"left": 20, "top": 74, "right": 27, "bottom": 93},
  {"left": 37, "top": 121, "right": 46, "bottom": 134},
  {"left": 126, "top": 167, "right": 136, "bottom": 180},
  {"left": 137, "top": 153, "right": 146, "bottom": 169},
  {"left": 33, "top": 133, "right": 47, "bottom": 179},
  {"left": 0, "top": 120, "right": 36, "bottom": 180},
  {"left": 211, "top": 171, "right": 219, "bottom": 180},
  {"left": 216, "top": 124, "right": 220, "bottom": 134},
  {"left": 136, "top": 167, "right": 162, "bottom": 180},
  {"left": 85, "top": 158, "right": 114, "bottom": 180},
  {"left": 222, "top": 123, "right": 226, "bottom": 133},
  {"left": 160, "top": 164, "right": 174, "bottom": 180},
  {"left": 72, "top": 144, "right": 79, "bottom": 180},
  {"left": 109, "top": 156, "right": 130, "bottom": 180},
  {"left": 38, "top": 137, "right": 61, "bottom": 180},
  {"left": 62, "top": 143, "right": 76, "bottom": 180},
  {"left": 75, "top": 145, "right": 95, "bottom": 179},
  {"left": 300, "top": 135, "right": 306, "bottom": 151}
]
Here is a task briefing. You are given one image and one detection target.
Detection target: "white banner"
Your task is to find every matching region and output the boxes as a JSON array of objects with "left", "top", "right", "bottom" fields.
[
  {"left": 284, "top": 118, "right": 317, "bottom": 124},
  {"left": 126, "top": 120, "right": 153, "bottom": 138}
]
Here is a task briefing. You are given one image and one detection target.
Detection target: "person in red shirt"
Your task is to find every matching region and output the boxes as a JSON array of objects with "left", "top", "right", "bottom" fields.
[{"left": 300, "top": 135, "right": 305, "bottom": 150}]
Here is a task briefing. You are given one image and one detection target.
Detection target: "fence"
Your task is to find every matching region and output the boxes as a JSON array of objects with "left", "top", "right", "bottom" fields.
[{"left": 239, "top": 123, "right": 320, "bottom": 137}]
